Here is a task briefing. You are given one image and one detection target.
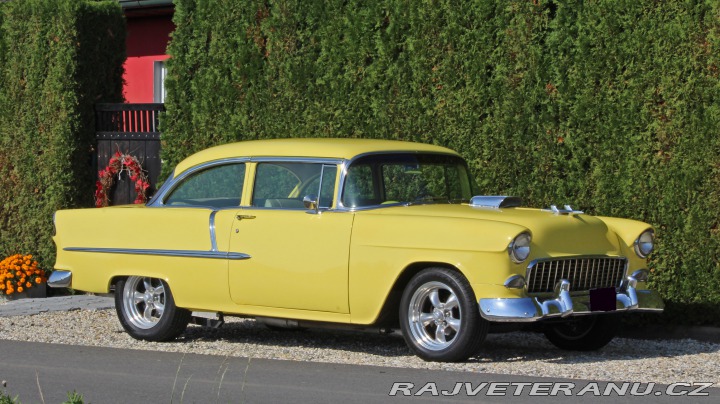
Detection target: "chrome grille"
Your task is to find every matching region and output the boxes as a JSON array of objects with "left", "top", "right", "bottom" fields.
[{"left": 526, "top": 257, "right": 627, "bottom": 294}]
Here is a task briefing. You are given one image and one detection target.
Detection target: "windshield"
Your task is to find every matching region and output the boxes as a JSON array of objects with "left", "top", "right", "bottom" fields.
[{"left": 341, "top": 153, "right": 476, "bottom": 208}]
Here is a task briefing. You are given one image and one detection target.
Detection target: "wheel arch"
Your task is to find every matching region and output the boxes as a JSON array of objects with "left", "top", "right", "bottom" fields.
[
  {"left": 109, "top": 273, "right": 172, "bottom": 293},
  {"left": 109, "top": 275, "right": 127, "bottom": 292},
  {"left": 113, "top": 275, "right": 192, "bottom": 341},
  {"left": 371, "top": 261, "right": 464, "bottom": 328}
]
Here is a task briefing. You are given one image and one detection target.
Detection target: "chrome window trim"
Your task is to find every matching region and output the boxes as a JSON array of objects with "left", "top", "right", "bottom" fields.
[
  {"left": 146, "top": 205, "right": 242, "bottom": 211},
  {"left": 250, "top": 158, "right": 343, "bottom": 211},
  {"left": 150, "top": 158, "right": 251, "bottom": 207},
  {"left": 250, "top": 157, "right": 343, "bottom": 165},
  {"left": 334, "top": 151, "right": 470, "bottom": 212},
  {"left": 146, "top": 170, "right": 175, "bottom": 206},
  {"left": 238, "top": 206, "right": 317, "bottom": 212},
  {"left": 151, "top": 152, "right": 466, "bottom": 211},
  {"left": 319, "top": 163, "right": 338, "bottom": 209},
  {"left": 153, "top": 157, "right": 343, "bottom": 208},
  {"left": 64, "top": 247, "right": 250, "bottom": 260}
]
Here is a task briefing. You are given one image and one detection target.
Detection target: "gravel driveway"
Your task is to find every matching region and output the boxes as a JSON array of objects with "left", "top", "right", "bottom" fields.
[{"left": 0, "top": 308, "right": 717, "bottom": 386}]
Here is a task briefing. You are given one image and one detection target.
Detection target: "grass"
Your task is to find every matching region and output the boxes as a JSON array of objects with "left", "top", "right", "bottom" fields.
[{"left": 0, "top": 385, "right": 84, "bottom": 404}]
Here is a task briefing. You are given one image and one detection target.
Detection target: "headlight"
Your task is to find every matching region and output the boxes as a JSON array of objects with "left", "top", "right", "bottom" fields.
[
  {"left": 508, "top": 232, "right": 531, "bottom": 263},
  {"left": 634, "top": 229, "right": 654, "bottom": 258}
]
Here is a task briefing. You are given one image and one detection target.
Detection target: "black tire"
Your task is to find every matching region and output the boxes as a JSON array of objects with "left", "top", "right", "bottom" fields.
[
  {"left": 399, "top": 267, "right": 488, "bottom": 362},
  {"left": 114, "top": 276, "right": 191, "bottom": 341},
  {"left": 543, "top": 315, "right": 618, "bottom": 351}
]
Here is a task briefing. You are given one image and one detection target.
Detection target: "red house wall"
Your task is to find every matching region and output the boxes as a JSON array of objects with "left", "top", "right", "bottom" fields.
[{"left": 123, "top": 15, "right": 174, "bottom": 103}]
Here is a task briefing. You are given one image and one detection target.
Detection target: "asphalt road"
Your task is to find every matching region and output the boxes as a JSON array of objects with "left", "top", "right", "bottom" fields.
[{"left": 0, "top": 340, "right": 717, "bottom": 403}]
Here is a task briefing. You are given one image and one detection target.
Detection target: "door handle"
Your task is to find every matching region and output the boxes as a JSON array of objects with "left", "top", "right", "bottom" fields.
[{"left": 236, "top": 214, "right": 256, "bottom": 220}]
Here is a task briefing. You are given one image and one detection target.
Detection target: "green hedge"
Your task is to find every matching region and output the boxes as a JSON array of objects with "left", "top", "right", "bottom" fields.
[
  {"left": 0, "top": 0, "right": 125, "bottom": 269},
  {"left": 0, "top": 3, "right": 4, "bottom": 74},
  {"left": 162, "top": 0, "right": 720, "bottom": 325}
]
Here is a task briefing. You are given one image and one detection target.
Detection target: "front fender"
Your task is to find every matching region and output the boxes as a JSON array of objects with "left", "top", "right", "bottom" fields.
[{"left": 348, "top": 213, "right": 526, "bottom": 323}]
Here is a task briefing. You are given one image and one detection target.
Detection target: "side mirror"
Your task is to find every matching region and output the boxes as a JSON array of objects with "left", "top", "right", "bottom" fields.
[{"left": 303, "top": 194, "right": 318, "bottom": 212}]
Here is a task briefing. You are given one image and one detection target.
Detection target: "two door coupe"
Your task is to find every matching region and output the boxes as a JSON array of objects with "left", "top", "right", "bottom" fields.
[{"left": 51, "top": 139, "right": 663, "bottom": 361}]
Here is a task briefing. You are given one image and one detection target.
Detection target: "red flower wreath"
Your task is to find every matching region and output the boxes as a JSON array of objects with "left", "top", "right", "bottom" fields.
[{"left": 95, "top": 152, "right": 150, "bottom": 207}]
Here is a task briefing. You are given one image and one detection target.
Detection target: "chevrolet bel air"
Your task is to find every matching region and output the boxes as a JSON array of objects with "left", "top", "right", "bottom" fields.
[{"left": 50, "top": 139, "right": 663, "bottom": 362}]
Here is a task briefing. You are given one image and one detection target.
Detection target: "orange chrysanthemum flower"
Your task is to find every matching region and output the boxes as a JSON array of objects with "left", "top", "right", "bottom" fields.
[{"left": 0, "top": 253, "right": 46, "bottom": 296}]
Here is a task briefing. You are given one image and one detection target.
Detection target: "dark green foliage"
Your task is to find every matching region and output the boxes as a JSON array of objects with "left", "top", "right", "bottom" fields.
[
  {"left": 163, "top": 0, "right": 720, "bottom": 325},
  {"left": 0, "top": 3, "right": 4, "bottom": 77},
  {"left": 0, "top": 0, "right": 125, "bottom": 269}
]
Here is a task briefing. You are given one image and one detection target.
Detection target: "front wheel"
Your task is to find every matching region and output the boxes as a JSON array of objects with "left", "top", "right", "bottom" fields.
[
  {"left": 115, "top": 276, "right": 191, "bottom": 341},
  {"left": 399, "top": 268, "right": 488, "bottom": 362},
  {"left": 543, "top": 315, "right": 618, "bottom": 351}
]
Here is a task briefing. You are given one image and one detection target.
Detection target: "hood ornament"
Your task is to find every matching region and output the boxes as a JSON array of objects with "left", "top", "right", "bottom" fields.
[{"left": 544, "top": 205, "right": 584, "bottom": 215}]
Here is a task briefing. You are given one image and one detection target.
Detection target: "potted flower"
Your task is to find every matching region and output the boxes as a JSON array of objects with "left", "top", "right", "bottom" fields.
[{"left": 0, "top": 254, "right": 48, "bottom": 300}]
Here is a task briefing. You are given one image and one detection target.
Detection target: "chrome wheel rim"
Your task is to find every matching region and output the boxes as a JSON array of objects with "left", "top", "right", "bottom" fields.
[
  {"left": 122, "top": 276, "right": 166, "bottom": 329},
  {"left": 408, "top": 281, "right": 461, "bottom": 351}
]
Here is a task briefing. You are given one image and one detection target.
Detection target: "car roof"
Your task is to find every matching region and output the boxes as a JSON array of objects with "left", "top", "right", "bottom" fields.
[{"left": 174, "top": 138, "right": 460, "bottom": 175}]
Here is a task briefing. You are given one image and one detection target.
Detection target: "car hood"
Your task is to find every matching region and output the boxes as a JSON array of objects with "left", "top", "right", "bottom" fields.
[{"left": 365, "top": 204, "right": 626, "bottom": 257}]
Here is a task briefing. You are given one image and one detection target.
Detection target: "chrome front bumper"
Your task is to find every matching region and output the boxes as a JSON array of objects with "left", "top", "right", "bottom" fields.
[{"left": 479, "top": 277, "right": 664, "bottom": 322}]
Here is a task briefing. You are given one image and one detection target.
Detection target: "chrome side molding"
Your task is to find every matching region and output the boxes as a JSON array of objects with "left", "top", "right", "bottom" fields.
[{"left": 64, "top": 247, "right": 250, "bottom": 260}]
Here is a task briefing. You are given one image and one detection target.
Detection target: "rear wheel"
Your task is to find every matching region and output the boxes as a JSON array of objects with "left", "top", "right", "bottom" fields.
[
  {"left": 115, "top": 276, "right": 191, "bottom": 341},
  {"left": 543, "top": 315, "right": 618, "bottom": 351},
  {"left": 399, "top": 268, "right": 488, "bottom": 362}
]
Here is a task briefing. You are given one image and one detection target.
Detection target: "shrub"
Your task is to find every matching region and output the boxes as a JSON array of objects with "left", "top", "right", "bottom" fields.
[
  {"left": 0, "top": 0, "right": 125, "bottom": 269},
  {"left": 160, "top": 0, "right": 720, "bottom": 325}
]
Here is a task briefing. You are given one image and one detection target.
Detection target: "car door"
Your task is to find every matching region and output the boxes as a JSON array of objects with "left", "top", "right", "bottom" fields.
[
  {"left": 228, "top": 161, "right": 353, "bottom": 313},
  {"left": 139, "top": 160, "right": 248, "bottom": 309}
]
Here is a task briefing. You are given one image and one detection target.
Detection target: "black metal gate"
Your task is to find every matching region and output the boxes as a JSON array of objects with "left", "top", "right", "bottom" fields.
[{"left": 95, "top": 103, "right": 164, "bottom": 205}]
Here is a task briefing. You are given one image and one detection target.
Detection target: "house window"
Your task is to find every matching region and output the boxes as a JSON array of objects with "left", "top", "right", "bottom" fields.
[{"left": 154, "top": 61, "right": 167, "bottom": 103}]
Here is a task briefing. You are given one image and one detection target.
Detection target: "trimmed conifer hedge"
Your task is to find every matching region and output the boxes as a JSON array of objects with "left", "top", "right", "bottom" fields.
[
  {"left": 162, "top": 0, "right": 720, "bottom": 325},
  {"left": 0, "top": 0, "right": 125, "bottom": 269}
]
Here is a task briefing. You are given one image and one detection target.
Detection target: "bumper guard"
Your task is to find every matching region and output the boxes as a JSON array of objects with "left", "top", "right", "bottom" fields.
[{"left": 479, "top": 276, "right": 664, "bottom": 322}]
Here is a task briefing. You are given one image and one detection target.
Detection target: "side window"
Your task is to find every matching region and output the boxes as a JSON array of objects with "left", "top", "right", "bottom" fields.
[
  {"left": 318, "top": 165, "right": 337, "bottom": 209},
  {"left": 342, "top": 164, "right": 376, "bottom": 207},
  {"left": 253, "top": 162, "right": 337, "bottom": 209},
  {"left": 381, "top": 164, "right": 464, "bottom": 202},
  {"left": 164, "top": 163, "right": 245, "bottom": 208},
  {"left": 382, "top": 164, "right": 424, "bottom": 202}
]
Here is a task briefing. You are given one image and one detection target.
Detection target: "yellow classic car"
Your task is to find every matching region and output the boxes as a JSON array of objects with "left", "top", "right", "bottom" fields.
[{"left": 50, "top": 138, "right": 663, "bottom": 362}]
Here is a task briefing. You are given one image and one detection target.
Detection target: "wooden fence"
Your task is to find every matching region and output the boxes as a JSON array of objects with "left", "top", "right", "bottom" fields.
[{"left": 95, "top": 103, "right": 164, "bottom": 205}]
